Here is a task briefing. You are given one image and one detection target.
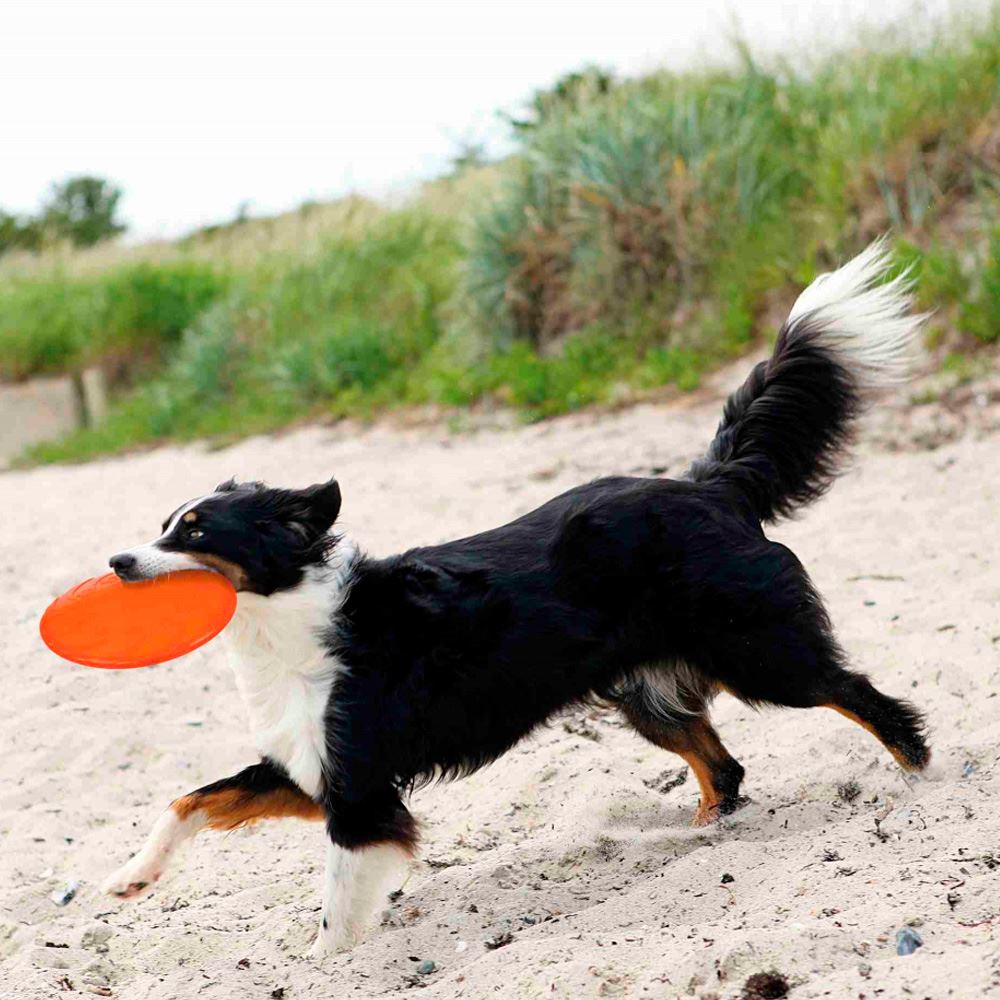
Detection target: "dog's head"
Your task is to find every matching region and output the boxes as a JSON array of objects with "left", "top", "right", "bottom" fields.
[{"left": 108, "top": 477, "right": 342, "bottom": 595}]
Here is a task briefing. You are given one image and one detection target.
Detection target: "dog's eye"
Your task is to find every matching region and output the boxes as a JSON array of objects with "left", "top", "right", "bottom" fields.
[{"left": 188, "top": 529, "right": 204, "bottom": 540}]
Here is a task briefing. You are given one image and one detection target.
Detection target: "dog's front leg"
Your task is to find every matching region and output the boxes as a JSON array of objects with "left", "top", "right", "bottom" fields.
[
  {"left": 102, "top": 759, "right": 322, "bottom": 899},
  {"left": 310, "top": 791, "right": 417, "bottom": 957},
  {"left": 308, "top": 841, "right": 410, "bottom": 956}
]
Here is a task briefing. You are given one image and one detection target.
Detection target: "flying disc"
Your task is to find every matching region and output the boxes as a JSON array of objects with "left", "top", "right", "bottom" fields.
[{"left": 40, "top": 571, "right": 237, "bottom": 669}]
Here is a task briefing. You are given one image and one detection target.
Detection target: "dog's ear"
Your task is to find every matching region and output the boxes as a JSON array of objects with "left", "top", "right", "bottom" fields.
[
  {"left": 258, "top": 479, "right": 342, "bottom": 540},
  {"left": 219, "top": 477, "right": 267, "bottom": 494},
  {"left": 290, "top": 478, "right": 342, "bottom": 535}
]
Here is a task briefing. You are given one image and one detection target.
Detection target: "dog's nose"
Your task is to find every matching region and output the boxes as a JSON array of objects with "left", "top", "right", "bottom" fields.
[{"left": 109, "top": 553, "right": 137, "bottom": 577}]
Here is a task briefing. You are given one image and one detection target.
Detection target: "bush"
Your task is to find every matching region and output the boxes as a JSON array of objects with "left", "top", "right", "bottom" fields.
[
  {"left": 41, "top": 176, "right": 126, "bottom": 248},
  {"left": 101, "top": 262, "right": 228, "bottom": 353},
  {"left": 0, "top": 278, "right": 104, "bottom": 379},
  {"left": 256, "top": 210, "right": 460, "bottom": 415},
  {"left": 30, "top": 210, "right": 461, "bottom": 455}
]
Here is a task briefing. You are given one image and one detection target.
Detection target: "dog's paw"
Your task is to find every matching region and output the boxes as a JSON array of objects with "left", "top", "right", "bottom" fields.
[
  {"left": 692, "top": 803, "right": 719, "bottom": 827},
  {"left": 306, "top": 919, "right": 360, "bottom": 960},
  {"left": 306, "top": 935, "right": 329, "bottom": 962},
  {"left": 692, "top": 794, "right": 749, "bottom": 827},
  {"left": 100, "top": 857, "right": 162, "bottom": 900}
]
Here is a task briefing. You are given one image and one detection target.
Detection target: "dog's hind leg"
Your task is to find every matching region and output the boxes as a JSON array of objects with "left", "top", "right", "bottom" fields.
[
  {"left": 821, "top": 670, "right": 930, "bottom": 771},
  {"left": 101, "top": 759, "right": 323, "bottom": 900},
  {"left": 714, "top": 620, "right": 930, "bottom": 773},
  {"left": 615, "top": 670, "right": 746, "bottom": 826}
]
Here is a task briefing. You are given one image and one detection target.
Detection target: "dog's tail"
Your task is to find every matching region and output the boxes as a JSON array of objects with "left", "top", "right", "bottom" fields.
[{"left": 688, "top": 239, "right": 925, "bottom": 523}]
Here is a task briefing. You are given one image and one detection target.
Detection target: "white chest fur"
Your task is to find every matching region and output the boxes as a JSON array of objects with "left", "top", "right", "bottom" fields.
[{"left": 222, "top": 547, "right": 355, "bottom": 799}]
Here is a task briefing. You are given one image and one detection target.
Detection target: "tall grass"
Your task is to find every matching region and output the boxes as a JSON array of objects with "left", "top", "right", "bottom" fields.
[
  {"left": 466, "top": 61, "right": 802, "bottom": 349},
  {"left": 12, "top": 8, "right": 1000, "bottom": 464},
  {"left": 463, "top": 14, "right": 999, "bottom": 353},
  {"left": 0, "top": 197, "right": 385, "bottom": 280}
]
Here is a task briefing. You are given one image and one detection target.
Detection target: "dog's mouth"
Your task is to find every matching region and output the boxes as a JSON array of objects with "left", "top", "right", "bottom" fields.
[
  {"left": 109, "top": 550, "right": 248, "bottom": 590},
  {"left": 187, "top": 553, "right": 249, "bottom": 591}
]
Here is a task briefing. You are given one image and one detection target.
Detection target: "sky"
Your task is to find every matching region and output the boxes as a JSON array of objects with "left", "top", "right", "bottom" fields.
[{"left": 1, "top": 0, "right": 972, "bottom": 240}]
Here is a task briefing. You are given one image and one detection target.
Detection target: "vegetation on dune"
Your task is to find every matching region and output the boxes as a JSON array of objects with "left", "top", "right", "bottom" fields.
[
  {"left": 0, "top": 261, "right": 229, "bottom": 381},
  {"left": 465, "top": 16, "right": 999, "bottom": 352},
  {"left": 5, "top": 8, "right": 999, "bottom": 464},
  {"left": 24, "top": 212, "right": 461, "bottom": 461}
]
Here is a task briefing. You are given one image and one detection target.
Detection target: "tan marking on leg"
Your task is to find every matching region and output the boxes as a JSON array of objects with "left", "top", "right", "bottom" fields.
[
  {"left": 172, "top": 786, "right": 324, "bottom": 829},
  {"left": 678, "top": 750, "right": 725, "bottom": 826},
  {"left": 825, "top": 704, "right": 914, "bottom": 770},
  {"left": 625, "top": 706, "right": 739, "bottom": 827}
]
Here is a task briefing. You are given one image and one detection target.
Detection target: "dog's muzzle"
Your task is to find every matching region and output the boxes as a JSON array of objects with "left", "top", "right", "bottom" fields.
[{"left": 109, "top": 552, "right": 140, "bottom": 581}]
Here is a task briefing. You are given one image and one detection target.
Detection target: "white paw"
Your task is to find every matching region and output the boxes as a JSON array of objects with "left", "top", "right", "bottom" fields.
[
  {"left": 307, "top": 919, "right": 360, "bottom": 960},
  {"left": 100, "top": 855, "right": 163, "bottom": 900},
  {"left": 100, "top": 809, "right": 196, "bottom": 901}
]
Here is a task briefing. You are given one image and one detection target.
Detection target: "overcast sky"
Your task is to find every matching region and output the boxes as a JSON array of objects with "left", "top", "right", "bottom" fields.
[{"left": 1, "top": 0, "right": 972, "bottom": 240}]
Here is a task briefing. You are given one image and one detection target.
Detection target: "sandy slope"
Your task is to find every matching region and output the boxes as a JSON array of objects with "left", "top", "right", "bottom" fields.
[{"left": 1, "top": 360, "right": 997, "bottom": 1000}]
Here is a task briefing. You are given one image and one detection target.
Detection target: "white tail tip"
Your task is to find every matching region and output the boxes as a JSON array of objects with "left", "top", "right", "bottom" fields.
[{"left": 787, "top": 237, "right": 927, "bottom": 388}]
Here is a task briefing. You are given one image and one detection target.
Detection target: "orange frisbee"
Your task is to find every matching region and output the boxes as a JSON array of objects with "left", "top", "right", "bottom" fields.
[{"left": 40, "top": 571, "right": 237, "bottom": 669}]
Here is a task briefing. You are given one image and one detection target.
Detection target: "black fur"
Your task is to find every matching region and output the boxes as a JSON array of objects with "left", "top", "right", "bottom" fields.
[
  {"left": 321, "top": 470, "right": 925, "bottom": 844},
  {"left": 186, "top": 757, "right": 299, "bottom": 802},
  {"left": 154, "top": 478, "right": 342, "bottom": 594},
  {"left": 306, "top": 315, "right": 927, "bottom": 845},
  {"left": 689, "top": 319, "right": 862, "bottom": 522}
]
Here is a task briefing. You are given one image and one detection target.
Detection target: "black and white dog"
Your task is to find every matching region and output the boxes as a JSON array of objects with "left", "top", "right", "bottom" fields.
[{"left": 101, "top": 241, "right": 929, "bottom": 956}]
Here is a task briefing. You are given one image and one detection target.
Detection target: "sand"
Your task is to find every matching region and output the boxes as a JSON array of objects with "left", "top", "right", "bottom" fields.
[{"left": 1, "top": 358, "right": 998, "bottom": 1000}]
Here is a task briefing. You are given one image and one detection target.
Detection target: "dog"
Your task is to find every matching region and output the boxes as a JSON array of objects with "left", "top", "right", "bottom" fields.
[{"left": 101, "top": 240, "right": 929, "bottom": 956}]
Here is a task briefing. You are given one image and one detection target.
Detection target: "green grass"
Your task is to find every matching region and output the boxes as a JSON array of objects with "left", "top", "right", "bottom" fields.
[
  {"left": 957, "top": 227, "right": 1000, "bottom": 343},
  {"left": 0, "top": 260, "right": 229, "bottom": 380},
  {"left": 10, "top": 7, "right": 1000, "bottom": 465},
  {"left": 895, "top": 225, "right": 1000, "bottom": 346},
  {"left": 26, "top": 211, "right": 462, "bottom": 461}
]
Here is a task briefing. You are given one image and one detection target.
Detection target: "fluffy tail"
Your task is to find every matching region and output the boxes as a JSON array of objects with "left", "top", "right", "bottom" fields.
[{"left": 688, "top": 239, "right": 925, "bottom": 523}]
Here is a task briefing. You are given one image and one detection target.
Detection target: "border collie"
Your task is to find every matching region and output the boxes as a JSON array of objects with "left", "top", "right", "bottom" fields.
[{"left": 101, "top": 240, "right": 929, "bottom": 956}]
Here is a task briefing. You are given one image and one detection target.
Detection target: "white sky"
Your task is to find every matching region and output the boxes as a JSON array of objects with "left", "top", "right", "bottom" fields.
[{"left": 1, "top": 0, "right": 972, "bottom": 239}]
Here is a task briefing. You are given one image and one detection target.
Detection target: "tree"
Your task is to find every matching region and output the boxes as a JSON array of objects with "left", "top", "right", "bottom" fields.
[
  {"left": 0, "top": 209, "right": 43, "bottom": 256},
  {"left": 41, "top": 175, "right": 126, "bottom": 247}
]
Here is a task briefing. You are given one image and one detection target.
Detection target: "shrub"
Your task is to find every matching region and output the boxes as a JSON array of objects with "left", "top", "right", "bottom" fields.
[
  {"left": 101, "top": 262, "right": 228, "bottom": 353},
  {"left": 464, "top": 13, "right": 999, "bottom": 351},
  {"left": 259, "top": 210, "right": 459, "bottom": 409}
]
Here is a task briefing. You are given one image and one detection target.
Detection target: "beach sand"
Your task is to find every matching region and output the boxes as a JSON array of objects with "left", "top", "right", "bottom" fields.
[{"left": 1, "top": 358, "right": 997, "bottom": 999}]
